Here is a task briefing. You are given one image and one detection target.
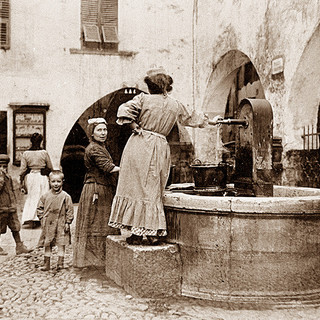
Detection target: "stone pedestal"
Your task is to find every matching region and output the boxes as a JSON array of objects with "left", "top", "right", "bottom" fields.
[{"left": 105, "top": 235, "right": 182, "bottom": 298}]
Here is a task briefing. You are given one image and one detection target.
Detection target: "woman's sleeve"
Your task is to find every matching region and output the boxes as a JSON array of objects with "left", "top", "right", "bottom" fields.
[
  {"left": 45, "top": 151, "right": 53, "bottom": 170},
  {"left": 37, "top": 195, "right": 45, "bottom": 220},
  {"left": 177, "top": 101, "right": 208, "bottom": 128},
  {"left": 89, "top": 145, "right": 115, "bottom": 173},
  {"left": 65, "top": 195, "right": 74, "bottom": 224},
  {"left": 116, "top": 93, "right": 144, "bottom": 125},
  {"left": 19, "top": 153, "right": 28, "bottom": 178}
]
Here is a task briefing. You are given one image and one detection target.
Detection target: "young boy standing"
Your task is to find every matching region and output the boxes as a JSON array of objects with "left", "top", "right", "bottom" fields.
[
  {"left": 37, "top": 170, "right": 74, "bottom": 271},
  {"left": 0, "top": 154, "right": 31, "bottom": 255}
]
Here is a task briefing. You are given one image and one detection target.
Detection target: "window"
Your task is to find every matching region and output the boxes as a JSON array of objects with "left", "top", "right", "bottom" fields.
[
  {"left": 81, "top": 0, "right": 119, "bottom": 51},
  {"left": 0, "top": 0, "right": 10, "bottom": 50}
]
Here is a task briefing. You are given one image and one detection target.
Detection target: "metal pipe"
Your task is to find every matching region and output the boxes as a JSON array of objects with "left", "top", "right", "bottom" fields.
[{"left": 208, "top": 118, "right": 249, "bottom": 128}]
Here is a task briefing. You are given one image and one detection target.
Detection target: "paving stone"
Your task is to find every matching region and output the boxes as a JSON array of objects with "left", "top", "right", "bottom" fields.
[{"left": 3, "top": 212, "right": 320, "bottom": 320}]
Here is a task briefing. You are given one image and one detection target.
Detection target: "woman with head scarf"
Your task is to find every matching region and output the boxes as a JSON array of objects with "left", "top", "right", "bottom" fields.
[
  {"left": 20, "top": 133, "right": 53, "bottom": 227},
  {"left": 108, "top": 68, "right": 221, "bottom": 245},
  {"left": 73, "top": 118, "right": 120, "bottom": 268}
]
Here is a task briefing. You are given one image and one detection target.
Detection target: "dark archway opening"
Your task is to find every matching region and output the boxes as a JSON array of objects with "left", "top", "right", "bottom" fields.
[
  {"left": 222, "top": 61, "right": 265, "bottom": 157},
  {"left": 60, "top": 123, "right": 89, "bottom": 203},
  {"left": 61, "top": 87, "right": 195, "bottom": 202},
  {"left": 61, "top": 87, "right": 143, "bottom": 202}
]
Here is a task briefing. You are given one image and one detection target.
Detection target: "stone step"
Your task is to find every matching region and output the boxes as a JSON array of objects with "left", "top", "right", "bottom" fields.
[{"left": 105, "top": 235, "right": 182, "bottom": 298}]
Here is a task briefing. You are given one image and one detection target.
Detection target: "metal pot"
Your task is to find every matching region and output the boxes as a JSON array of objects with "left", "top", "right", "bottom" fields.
[{"left": 190, "top": 161, "right": 227, "bottom": 188}]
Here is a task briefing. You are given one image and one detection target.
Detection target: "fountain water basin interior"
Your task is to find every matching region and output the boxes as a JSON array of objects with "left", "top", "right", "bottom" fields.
[{"left": 164, "top": 185, "right": 320, "bottom": 308}]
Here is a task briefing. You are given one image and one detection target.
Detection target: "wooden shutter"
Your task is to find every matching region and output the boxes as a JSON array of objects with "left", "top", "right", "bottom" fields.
[
  {"left": 83, "top": 25, "right": 101, "bottom": 42},
  {"left": 101, "top": 0, "right": 118, "bottom": 27},
  {"left": 0, "top": 0, "right": 10, "bottom": 49},
  {"left": 101, "top": 0, "right": 118, "bottom": 43},
  {"left": 81, "top": 0, "right": 99, "bottom": 24},
  {"left": 81, "top": 0, "right": 118, "bottom": 48},
  {"left": 102, "top": 26, "right": 118, "bottom": 43},
  {"left": 81, "top": 0, "right": 101, "bottom": 44}
]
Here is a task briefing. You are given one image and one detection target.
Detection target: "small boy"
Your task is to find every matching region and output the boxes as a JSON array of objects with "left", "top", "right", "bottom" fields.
[
  {"left": 0, "top": 154, "right": 31, "bottom": 255},
  {"left": 37, "top": 170, "right": 74, "bottom": 271}
]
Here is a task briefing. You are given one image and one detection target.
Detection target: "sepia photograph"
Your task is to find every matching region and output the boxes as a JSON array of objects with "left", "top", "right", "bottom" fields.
[{"left": 1, "top": 0, "right": 320, "bottom": 319}]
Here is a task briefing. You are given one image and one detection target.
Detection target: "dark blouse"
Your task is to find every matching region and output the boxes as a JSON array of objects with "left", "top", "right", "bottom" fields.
[
  {"left": 0, "top": 173, "right": 16, "bottom": 213},
  {"left": 84, "top": 141, "right": 116, "bottom": 186}
]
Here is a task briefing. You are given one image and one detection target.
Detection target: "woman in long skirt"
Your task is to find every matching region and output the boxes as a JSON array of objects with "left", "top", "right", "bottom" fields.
[
  {"left": 108, "top": 68, "right": 221, "bottom": 245},
  {"left": 20, "top": 133, "right": 53, "bottom": 227},
  {"left": 73, "top": 118, "right": 120, "bottom": 268}
]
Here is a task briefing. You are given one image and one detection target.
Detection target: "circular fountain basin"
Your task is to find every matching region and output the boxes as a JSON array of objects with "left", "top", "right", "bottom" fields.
[{"left": 163, "top": 185, "right": 320, "bottom": 308}]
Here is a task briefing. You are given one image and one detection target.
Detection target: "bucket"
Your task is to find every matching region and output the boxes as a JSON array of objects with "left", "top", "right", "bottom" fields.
[{"left": 190, "top": 162, "right": 227, "bottom": 188}]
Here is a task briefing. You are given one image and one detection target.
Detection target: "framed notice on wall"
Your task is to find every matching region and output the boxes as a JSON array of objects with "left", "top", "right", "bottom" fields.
[{"left": 10, "top": 104, "right": 49, "bottom": 165}]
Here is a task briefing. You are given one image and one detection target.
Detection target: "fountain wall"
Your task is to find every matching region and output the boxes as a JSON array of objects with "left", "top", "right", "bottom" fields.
[{"left": 164, "top": 186, "right": 320, "bottom": 307}]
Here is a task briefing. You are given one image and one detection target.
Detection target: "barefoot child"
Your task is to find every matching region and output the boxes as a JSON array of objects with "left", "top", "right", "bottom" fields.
[
  {"left": 0, "top": 154, "right": 31, "bottom": 255},
  {"left": 37, "top": 170, "right": 74, "bottom": 271}
]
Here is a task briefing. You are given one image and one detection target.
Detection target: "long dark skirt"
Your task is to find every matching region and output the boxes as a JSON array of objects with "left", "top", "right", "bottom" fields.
[{"left": 73, "top": 182, "right": 119, "bottom": 268}]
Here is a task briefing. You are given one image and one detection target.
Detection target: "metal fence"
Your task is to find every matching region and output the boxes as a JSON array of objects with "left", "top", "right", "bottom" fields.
[{"left": 302, "top": 125, "right": 320, "bottom": 150}]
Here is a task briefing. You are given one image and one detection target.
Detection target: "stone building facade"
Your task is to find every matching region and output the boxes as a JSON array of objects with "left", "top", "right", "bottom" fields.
[{"left": 1, "top": 0, "right": 320, "bottom": 197}]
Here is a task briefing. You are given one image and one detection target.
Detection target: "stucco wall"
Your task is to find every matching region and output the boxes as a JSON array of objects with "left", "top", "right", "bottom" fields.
[
  {"left": 193, "top": 0, "right": 320, "bottom": 155},
  {"left": 2, "top": 0, "right": 320, "bottom": 187},
  {"left": 0, "top": 0, "right": 194, "bottom": 178}
]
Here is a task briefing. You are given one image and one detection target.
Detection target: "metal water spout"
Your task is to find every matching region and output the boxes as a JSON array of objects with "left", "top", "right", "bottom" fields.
[
  {"left": 209, "top": 118, "right": 249, "bottom": 128},
  {"left": 213, "top": 98, "right": 274, "bottom": 197}
]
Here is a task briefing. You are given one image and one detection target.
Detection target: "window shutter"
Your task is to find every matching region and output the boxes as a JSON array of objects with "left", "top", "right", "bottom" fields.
[
  {"left": 101, "top": 0, "right": 118, "bottom": 28},
  {"left": 81, "top": 0, "right": 99, "bottom": 25},
  {"left": 0, "top": 0, "right": 10, "bottom": 49},
  {"left": 101, "top": 0, "right": 118, "bottom": 43},
  {"left": 102, "top": 26, "right": 118, "bottom": 43},
  {"left": 83, "top": 25, "right": 101, "bottom": 42},
  {"left": 81, "top": 0, "right": 101, "bottom": 45},
  {"left": 81, "top": 0, "right": 118, "bottom": 49}
]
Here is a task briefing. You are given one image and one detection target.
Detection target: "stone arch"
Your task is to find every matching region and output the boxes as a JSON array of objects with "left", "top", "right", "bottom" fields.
[
  {"left": 202, "top": 50, "right": 265, "bottom": 114},
  {"left": 199, "top": 50, "right": 265, "bottom": 159},
  {"left": 61, "top": 87, "right": 144, "bottom": 202},
  {"left": 286, "top": 23, "right": 320, "bottom": 150},
  {"left": 61, "top": 87, "right": 194, "bottom": 202}
]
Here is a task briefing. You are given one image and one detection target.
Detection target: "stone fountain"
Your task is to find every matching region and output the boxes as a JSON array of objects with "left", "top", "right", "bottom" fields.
[
  {"left": 164, "top": 98, "right": 320, "bottom": 308},
  {"left": 105, "top": 98, "right": 320, "bottom": 308}
]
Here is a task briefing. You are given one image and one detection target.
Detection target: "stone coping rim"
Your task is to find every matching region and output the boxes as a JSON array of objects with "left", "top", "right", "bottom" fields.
[{"left": 163, "top": 185, "right": 320, "bottom": 214}]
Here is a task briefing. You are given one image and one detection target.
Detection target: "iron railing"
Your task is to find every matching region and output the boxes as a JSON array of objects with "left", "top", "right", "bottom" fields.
[{"left": 302, "top": 125, "right": 320, "bottom": 150}]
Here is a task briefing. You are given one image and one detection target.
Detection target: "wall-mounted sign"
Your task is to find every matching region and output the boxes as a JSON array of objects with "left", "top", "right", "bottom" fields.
[
  {"left": 10, "top": 104, "right": 49, "bottom": 165},
  {"left": 271, "top": 57, "right": 284, "bottom": 75}
]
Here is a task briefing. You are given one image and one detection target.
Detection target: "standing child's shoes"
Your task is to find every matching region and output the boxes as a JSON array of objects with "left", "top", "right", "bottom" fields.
[
  {"left": 56, "top": 256, "right": 64, "bottom": 271},
  {"left": 40, "top": 256, "right": 50, "bottom": 271},
  {"left": 0, "top": 246, "right": 8, "bottom": 255},
  {"left": 16, "top": 242, "right": 32, "bottom": 255}
]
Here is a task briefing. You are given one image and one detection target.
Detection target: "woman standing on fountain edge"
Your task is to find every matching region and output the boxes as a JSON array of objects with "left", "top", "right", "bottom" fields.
[{"left": 108, "top": 68, "right": 222, "bottom": 245}]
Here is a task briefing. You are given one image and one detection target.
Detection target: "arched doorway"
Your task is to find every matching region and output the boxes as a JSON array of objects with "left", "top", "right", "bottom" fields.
[
  {"left": 61, "top": 88, "right": 195, "bottom": 202},
  {"left": 61, "top": 87, "right": 143, "bottom": 202},
  {"left": 287, "top": 23, "right": 320, "bottom": 150},
  {"left": 201, "top": 51, "right": 265, "bottom": 161}
]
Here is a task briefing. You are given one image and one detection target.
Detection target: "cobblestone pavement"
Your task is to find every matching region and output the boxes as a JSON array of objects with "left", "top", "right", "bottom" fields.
[{"left": 2, "top": 209, "right": 320, "bottom": 319}]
